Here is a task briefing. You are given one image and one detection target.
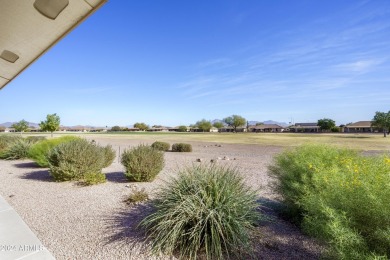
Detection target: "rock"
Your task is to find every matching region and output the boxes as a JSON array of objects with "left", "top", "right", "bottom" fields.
[
  {"left": 196, "top": 158, "right": 202, "bottom": 162},
  {"left": 210, "top": 159, "right": 216, "bottom": 163},
  {"left": 9, "top": 194, "right": 15, "bottom": 198},
  {"left": 223, "top": 156, "right": 229, "bottom": 160}
]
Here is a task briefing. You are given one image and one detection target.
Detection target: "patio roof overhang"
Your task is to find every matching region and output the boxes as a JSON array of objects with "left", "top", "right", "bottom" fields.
[{"left": 0, "top": 0, "right": 107, "bottom": 90}]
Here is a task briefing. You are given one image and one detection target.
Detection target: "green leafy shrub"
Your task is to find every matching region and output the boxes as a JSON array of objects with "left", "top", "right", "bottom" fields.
[
  {"left": 28, "top": 136, "right": 80, "bottom": 167},
  {"left": 331, "top": 126, "right": 340, "bottom": 132},
  {"left": 121, "top": 144, "right": 164, "bottom": 182},
  {"left": 141, "top": 164, "right": 260, "bottom": 260},
  {"left": 102, "top": 145, "right": 116, "bottom": 168},
  {"left": 0, "top": 138, "right": 32, "bottom": 160},
  {"left": 47, "top": 139, "right": 106, "bottom": 184},
  {"left": 82, "top": 172, "right": 106, "bottom": 186},
  {"left": 151, "top": 141, "right": 170, "bottom": 151},
  {"left": 171, "top": 143, "right": 192, "bottom": 152},
  {"left": 269, "top": 144, "right": 390, "bottom": 259}
]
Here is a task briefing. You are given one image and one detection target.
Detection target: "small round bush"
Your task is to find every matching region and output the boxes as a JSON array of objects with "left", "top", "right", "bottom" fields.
[
  {"left": 171, "top": 143, "right": 192, "bottom": 152},
  {"left": 28, "top": 136, "right": 80, "bottom": 167},
  {"left": 47, "top": 139, "right": 106, "bottom": 184},
  {"left": 151, "top": 141, "right": 170, "bottom": 151},
  {"left": 141, "top": 164, "right": 260, "bottom": 260},
  {"left": 0, "top": 138, "right": 32, "bottom": 160},
  {"left": 121, "top": 144, "right": 164, "bottom": 182}
]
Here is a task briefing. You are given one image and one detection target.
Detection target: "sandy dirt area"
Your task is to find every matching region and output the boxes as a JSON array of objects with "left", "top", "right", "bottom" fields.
[{"left": 0, "top": 137, "right": 325, "bottom": 259}]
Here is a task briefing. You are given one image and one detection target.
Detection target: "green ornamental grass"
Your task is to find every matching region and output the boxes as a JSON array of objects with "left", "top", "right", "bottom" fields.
[
  {"left": 141, "top": 164, "right": 260, "bottom": 260},
  {"left": 0, "top": 138, "right": 32, "bottom": 160}
]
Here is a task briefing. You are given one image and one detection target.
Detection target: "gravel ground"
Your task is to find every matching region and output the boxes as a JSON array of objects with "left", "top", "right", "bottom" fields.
[{"left": 0, "top": 137, "right": 325, "bottom": 259}]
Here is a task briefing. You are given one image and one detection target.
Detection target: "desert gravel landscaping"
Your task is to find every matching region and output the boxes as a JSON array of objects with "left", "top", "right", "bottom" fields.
[{"left": 0, "top": 135, "right": 329, "bottom": 259}]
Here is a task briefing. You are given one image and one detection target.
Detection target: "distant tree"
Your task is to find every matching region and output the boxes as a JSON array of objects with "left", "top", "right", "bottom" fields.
[
  {"left": 12, "top": 119, "right": 29, "bottom": 134},
  {"left": 196, "top": 119, "right": 212, "bottom": 132},
  {"left": 133, "top": 122, "right": 149, "bottom": 131},
  {"left": 256, "top": 122, "right": 264, "bottom": 126},
  {"left": 372, "top": 111, "right": 390, "bottom": 137},
  {"left": 40, "top": 113, "right": 60, "bottom": 137},
  {"left": 317, "top": 118, "right": 336, "bottom": 132},
  {"left": 177, "top": 125, "right": 188, "bottom": 132},
  {"left": 213, "top": 122, "right": 224, "bottom": 129},
  {"left": 111, "top": 126, "right": 122, "bottom": 131},
  {"left": 223, "top": 115, "right": 246, "bottom": 133},
  {"left": 152, "top": 125, "right": 162, "bottom": 128}
]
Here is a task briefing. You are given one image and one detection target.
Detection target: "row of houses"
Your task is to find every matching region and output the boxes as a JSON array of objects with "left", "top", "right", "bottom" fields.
[{"left": 0, "top": 121, "right": 379, "bottom": 133}]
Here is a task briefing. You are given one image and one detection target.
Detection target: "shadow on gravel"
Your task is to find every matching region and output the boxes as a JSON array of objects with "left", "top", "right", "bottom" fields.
[
  {"left": 19, "top": 170, "right": 53, "bottom": 182},
  {"left": 13, "top": 161, "right": 40, "bottom": 169},
  {"left": 252, "top": 197, "right": 325, "bottom": 260},
  {"left": 103, "top": 203, "right": 152, "bottom": 249},
  {"left": 105, "top": 172, "right": 128, "bottom": 183}
]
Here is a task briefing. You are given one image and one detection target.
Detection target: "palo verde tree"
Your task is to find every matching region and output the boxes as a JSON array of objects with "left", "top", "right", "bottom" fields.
[
  {"left": 40, "top": 113, "right": 60, "bottom": 137},
  {"left": 196, "top": 119, "right": 212, "bottom": 132},
  {"left": 223, "top": 115, "right": 246, "bottom": 133},
  {"left": 213, "top": 121, "right": 224, "bottom": 129},
  {"left": 133, "top": 122, "right": 149, "bottom": 131},
  {"left": 317, "top": 118, "right": 336, "bottom": 132},
  {"left": 177, "top": 125, "right": 188, "bottom": 132},
  {"left": 372, "top": 111, "right": 390, "bottom": 137},
  {"left": 12, "top": 119, "right": 29, "bottom": 134}
]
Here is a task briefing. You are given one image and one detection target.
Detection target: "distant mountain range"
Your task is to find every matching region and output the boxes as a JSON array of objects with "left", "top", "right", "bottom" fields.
[{"left": 0, "top": 122, "right": 39, "bottom": 128}]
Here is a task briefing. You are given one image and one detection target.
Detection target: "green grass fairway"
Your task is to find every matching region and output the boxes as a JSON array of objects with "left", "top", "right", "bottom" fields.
[
  {"left": 85, "top": 132, "right": 390, "bottom": 151},
  {"left": 6, "top": 132, "right": 390, "bottom": 151}
]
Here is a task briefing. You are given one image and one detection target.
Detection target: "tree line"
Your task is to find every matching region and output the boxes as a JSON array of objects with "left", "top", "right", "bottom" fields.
[{"left": 7, "top": 111, "right": 390, "bottom": 137}]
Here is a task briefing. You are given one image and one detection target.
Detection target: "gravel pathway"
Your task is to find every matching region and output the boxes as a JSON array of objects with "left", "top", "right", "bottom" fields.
[{"left": 0, "top": 137, "right": 324, "bottom": 259}]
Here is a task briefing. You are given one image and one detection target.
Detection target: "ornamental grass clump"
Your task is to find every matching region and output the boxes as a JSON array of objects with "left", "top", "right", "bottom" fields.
[
  {"left": 28, "top": 136, "right": 80, "bottom": 167},
  {"left": 171, "top": 143, "right": 192, "bottom": 152},
  {"left": 0, "top": 138, "right": 32, "bottom": 160},
  {"left": 269, "top": 144, "right": 390, "bottom": 259},
  {"left": 151, "top": 141, "right": 170, "bottom": 151},
  {"left": 0, "top": 135, "right": 22, "bottom": 154},
  {"left": 121, "top": 144, "right": 164, "bottom": 182},
  {"left": 141, "top": 164, "right": 260, "bottom": 260},
  {"left": 47, "top": 139, "right": 107, "bottom": 185}
]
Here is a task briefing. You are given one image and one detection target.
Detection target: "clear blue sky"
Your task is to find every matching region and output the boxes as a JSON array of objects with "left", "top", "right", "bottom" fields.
[{"left": 1, "top": 0, "right": 390, "bottom": 127}]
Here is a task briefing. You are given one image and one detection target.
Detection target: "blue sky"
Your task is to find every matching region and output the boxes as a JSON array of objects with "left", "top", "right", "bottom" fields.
[{"left": 1, "top": 0, "right": 390, "bottom": 127}]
